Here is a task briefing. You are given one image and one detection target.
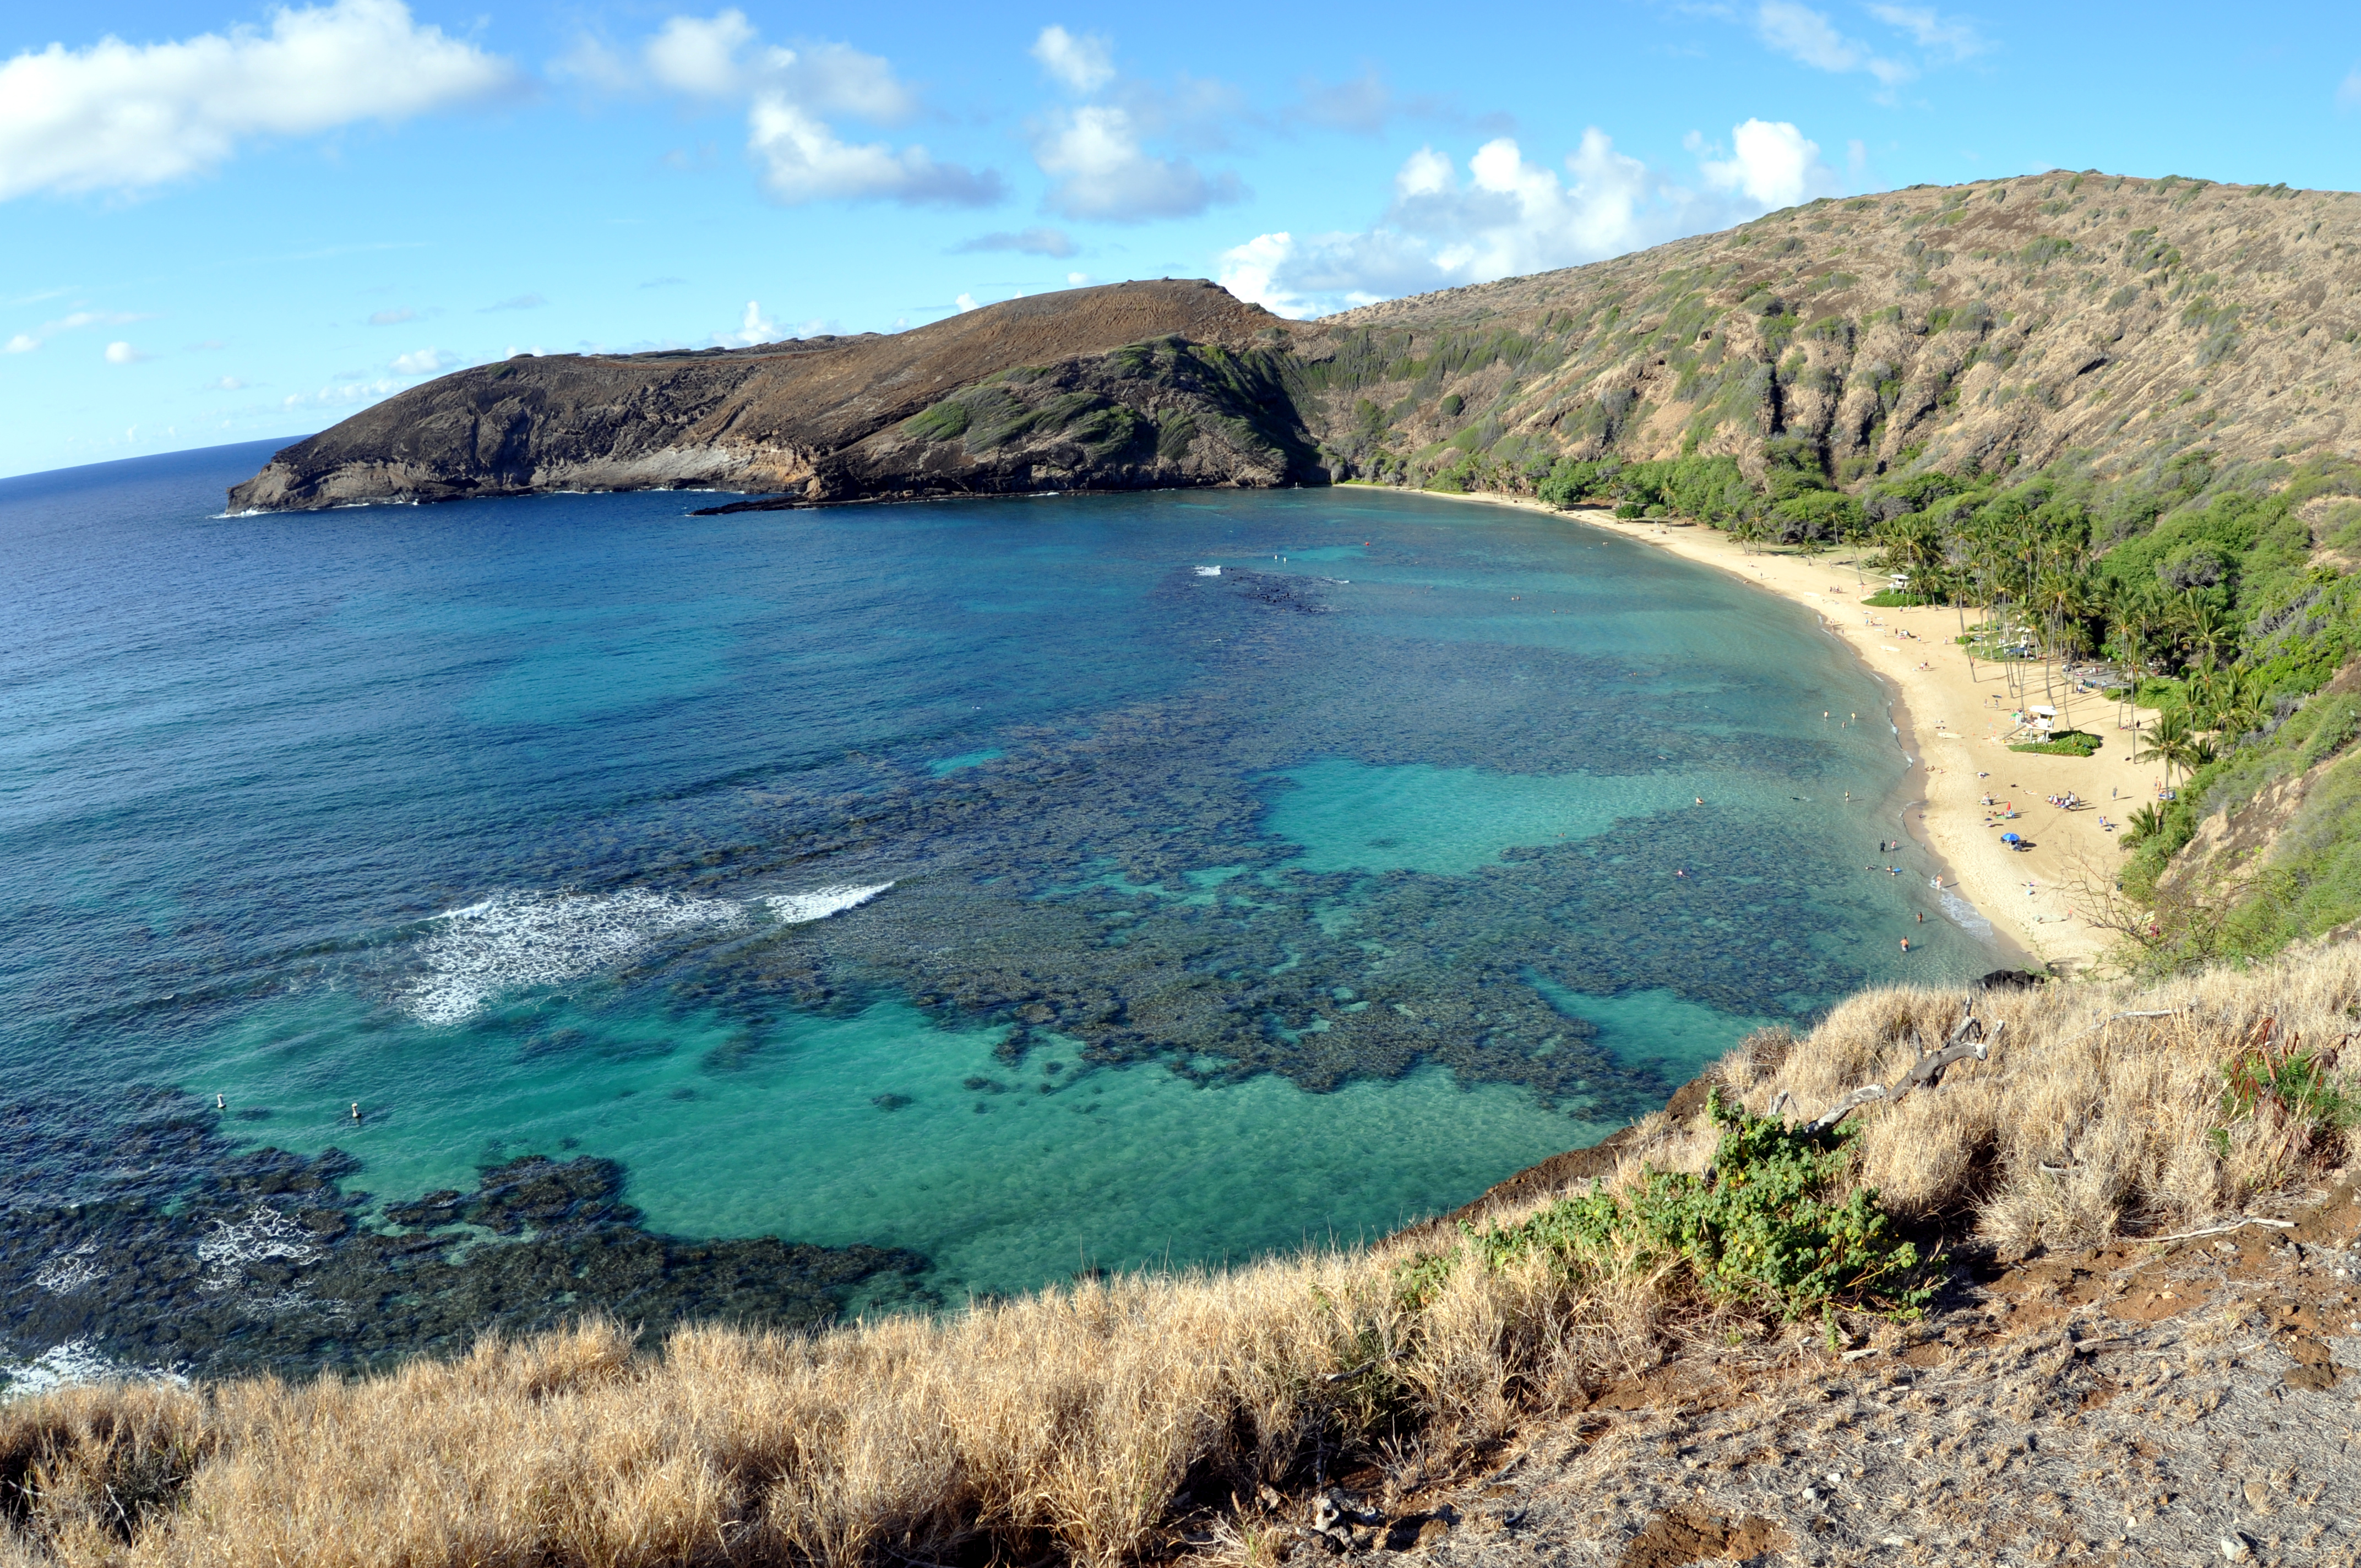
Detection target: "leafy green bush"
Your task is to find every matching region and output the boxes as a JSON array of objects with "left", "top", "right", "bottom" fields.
[
  {"left": 1771, "top": 490, "right": 1865, "bottom": 544},
  {"left": 2011, "top": 729, "right": 2103, "bottom": 756},
  {"left": 1537, "top": 457, "right": 1611, "bottom": 508},
  {"left": 1418, "top": 1091, "right": 1929, "bottom": 1328},
  {"left": 2209, "top": 1027, "right": 2360, "bottom": 1164},
  {"left": 1439, "top": 393, "right": 1464, "bottom": 417}
]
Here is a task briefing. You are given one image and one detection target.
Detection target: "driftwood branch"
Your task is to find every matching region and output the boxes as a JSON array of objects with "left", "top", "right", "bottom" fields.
[
  {"left": 2143, "top": 1217, "right": 2295, "bottom": 1244},
  {"left": 1804, "top": 1084, "right": 1887, "bottom": 1133},
  {"left": 1801, "top": 999, "right": 1996, "bottom": 1133}
]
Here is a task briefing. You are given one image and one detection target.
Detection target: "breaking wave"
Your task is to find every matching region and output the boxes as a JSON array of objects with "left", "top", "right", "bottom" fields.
[
  {"left": 765, "top": 882, "right": 894, "bottom": 924},
  {"left": 1937, "top": 885, "right": 1995, "bottom": 940},
  {"left": 402, "top": 890, "right": 747, "bottom": 1025},
  {"left": 196, "top": 1205, "right": 322, "bottom": 1292},
  {"left": 0, "top": 1340, "right": 187, "bottom": 1402}
]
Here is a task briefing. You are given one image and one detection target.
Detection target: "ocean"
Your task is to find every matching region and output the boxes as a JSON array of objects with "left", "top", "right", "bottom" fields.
[{"left": 0, "top": 442, "right": 2005, "bottom": 1384}]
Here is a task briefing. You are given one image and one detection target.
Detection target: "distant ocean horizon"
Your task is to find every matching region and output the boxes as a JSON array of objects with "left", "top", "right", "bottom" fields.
[{"left": 0, "top": 441, "right": 2004, "bottom": 1386}]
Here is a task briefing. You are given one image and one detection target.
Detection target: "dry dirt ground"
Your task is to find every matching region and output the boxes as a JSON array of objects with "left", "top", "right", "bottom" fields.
[{"left": 1192, "top": 1180, "right": 2361, "bottom": 1568}]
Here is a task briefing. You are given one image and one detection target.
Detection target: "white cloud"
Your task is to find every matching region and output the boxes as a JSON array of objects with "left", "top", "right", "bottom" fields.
[
  {"left": 715, "top": 301, "right": 778, "bottom": 347},
  {"left": 1067, "top": 271, "right": 1089, "bottom": 284},
  {"left": 1755, "top": 1, "right": 1913, "bottom": 87},
  {"left": 1034, "top": 105, "right": 1242, "bottom": 221},
  {"left": 563, "top": 11, "right": 992, "bottom": 207},
  {"left": 637, "top": 13, "right": 916, "bottom": 119},
  {"left": 749, "top": 97, "right": 1000, "bottom": 205},
  {"left": 0, "top": 0, "right": 516, "bottom": 202},
  {"left": 1700, "top": 118, "right": 1837, "bottom": 208},
  {"left": 103, "top": 340, "right": 148, "bottom": 363},
  {"left": 953, "top": 226, "right": 1077, "bottom": 257},
  {"left": 1219, "top": 121, "right": 1841, "bottom": 319},
  {"left": 390, "top": 347, "right": 453, "bottom": 374},
  {"left": 643, "top": 10, "right": 757, "bottom": 96},
  {"left": 367, "top": 307, "right": 417, "bottom": 325},
  {"left": 954, "top": 292, "right": 978, "bottom": 312},
  {"left": 1031, "top": 26, "right": 1114, "bottom": 94},
  {"left": 208, "top": 375, "right": 247, "bottom": 390},
  {"left": 284, "top": 376, "right": 405, "bottom": 409},
  {"left": 1864, "top": 3, "right": 1989, "bottom": 61},
  {"left": 4, "top": 306, "right": 148, "bottom": 353}
]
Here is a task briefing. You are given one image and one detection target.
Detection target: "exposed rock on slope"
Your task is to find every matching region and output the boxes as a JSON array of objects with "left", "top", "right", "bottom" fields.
[
  {"left": 229, "top": 280, "right": 1322, "bottom": 511},
  {"left": 1297, "top": 171, "right": 2361, "bottom": 494},
  {"left": 232, "top": 173, "right": 2361, "bottom": 512}
]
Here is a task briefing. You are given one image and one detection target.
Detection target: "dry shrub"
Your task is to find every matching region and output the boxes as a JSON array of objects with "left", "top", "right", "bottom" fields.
[
  {"left": 3, "top": 952, "right": 2355, "bottom": 1564},
  {"left": 0, "top": 1380, "right": 213, "bottom": 1556},
  {"left": 0, "top": 1238, "right": 1647, "bottom": 1568},
  {"left": 1734, "top": 945, "right": 2361, "bottom": 1254}
]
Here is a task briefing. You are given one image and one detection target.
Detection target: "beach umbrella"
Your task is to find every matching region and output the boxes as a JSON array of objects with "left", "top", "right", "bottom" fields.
[{"left": 2001, "top": 832, "right": 2021, "bottom": 845}]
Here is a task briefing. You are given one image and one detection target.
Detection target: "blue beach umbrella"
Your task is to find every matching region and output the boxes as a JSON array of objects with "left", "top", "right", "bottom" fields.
[{"left": 2001, "top": 832, "right": 2021, "bottom": 845}]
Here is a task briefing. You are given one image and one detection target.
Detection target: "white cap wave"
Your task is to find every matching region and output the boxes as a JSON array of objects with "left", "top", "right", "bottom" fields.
[
  {"left": 764, "top": 882, "right": 893, "bottom": 923},
  {"left": 403, "top": 883, "right": 894, "bottom": 1025}
]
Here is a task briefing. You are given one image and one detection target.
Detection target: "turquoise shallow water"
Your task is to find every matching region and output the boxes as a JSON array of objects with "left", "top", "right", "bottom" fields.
[{"left": 0, "top": 447, "right": 2006, "bottom": 1369}]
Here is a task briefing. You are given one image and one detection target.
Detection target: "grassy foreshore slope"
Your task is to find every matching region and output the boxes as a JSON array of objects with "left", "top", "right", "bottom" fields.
[{"left": 8, "top": 950, "right": 2357, "bottom": 1566}]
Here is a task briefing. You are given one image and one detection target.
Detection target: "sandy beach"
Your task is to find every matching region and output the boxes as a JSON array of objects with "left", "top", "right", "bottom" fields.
[{"left": 1401, "top": 487, "right": 2156, "bottom": 972}]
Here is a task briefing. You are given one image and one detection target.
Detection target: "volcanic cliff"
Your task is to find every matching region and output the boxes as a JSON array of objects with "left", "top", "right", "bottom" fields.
[{"left": 231, "top": 172, "right": 2361, "bottom": 513}]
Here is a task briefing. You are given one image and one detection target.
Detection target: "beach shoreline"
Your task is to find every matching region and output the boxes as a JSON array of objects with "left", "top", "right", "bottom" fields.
[{"left": 1384, "top": 484, "right": 2147, "bottom": 972}]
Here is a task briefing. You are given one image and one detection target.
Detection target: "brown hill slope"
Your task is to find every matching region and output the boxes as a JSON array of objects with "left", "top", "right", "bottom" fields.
[
  {"left": 230, "top": 172, "right": 2361, "bottom": 513},
  {"left": 228, "top": 279, "right": 1316, "bottom": 511},
  {"left": 1288, "top": 170, "right": 2361, "bottom": 493}
]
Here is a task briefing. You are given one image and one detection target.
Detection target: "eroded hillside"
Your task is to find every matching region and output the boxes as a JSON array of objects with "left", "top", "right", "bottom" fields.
[
  {"left": 1290, "top": 171, "right": 2361, "bottom": 494},
  {"left": 235, "top": 172, "right": 2361, "bottom": 517}
]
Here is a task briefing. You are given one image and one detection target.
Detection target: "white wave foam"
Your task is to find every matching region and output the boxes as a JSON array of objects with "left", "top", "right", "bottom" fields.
[
  {"left": 0, "top": 1340, "right": 188, "bottom": 1402},
  {"left": 197, "top": 1205, "right": 322, "bottom": 1292},
  {"left": 33, "top": 1243, "right": 105, "bottom": 1296},
  {"left": 1937, "top": 886, "right": 1995, "bottom": 940},
  {"left": 1194, "top": 564, "right": 1222, "bottom": 576},
  {"left": 764, "top": 882, "right": 894, "bottom": 924},
  {"left": 403, "top": 889, "right": 746, "bottom": 1024}
]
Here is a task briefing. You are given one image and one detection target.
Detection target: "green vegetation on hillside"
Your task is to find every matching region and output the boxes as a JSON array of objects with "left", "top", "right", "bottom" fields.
[{"left": 1521, "top": 438, "right": 2361, "bottom": 971}]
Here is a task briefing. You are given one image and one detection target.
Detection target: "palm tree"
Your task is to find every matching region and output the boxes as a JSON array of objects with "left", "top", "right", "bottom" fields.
[
  {"left": 2180, "top": 592, "right": 2237, "bottom": 672},
  {"left": 2032, "top": 567, "right": 2093, "bottom": 715},
  {"left": 2134, "top": 709, "right": 2196, "bottom": 788}
]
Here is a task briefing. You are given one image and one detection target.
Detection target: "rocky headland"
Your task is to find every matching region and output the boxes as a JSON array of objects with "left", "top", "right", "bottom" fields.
[{"left": 233, "top": 172, "right": 2361, "bottom": 515}]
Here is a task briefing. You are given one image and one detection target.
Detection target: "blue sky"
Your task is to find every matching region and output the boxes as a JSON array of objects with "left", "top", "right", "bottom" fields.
[{"left": 4, "top": 0, "right": 2359, "bottom": 478}]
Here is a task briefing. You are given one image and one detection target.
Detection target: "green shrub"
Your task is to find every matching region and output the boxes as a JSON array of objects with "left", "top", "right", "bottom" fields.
[
  {"left": 2011, "top": 729, "right": 2103, "bottom": 756},
  {"left": 1772, "top": 490, "right": 1866, "bottom": 544},
  {"left": 1422, "top": 1091, "right": 1929, "bottom": 1329},
  {"left": 1439, "top": 393, "right": 1464, "bottom": 417},
  {"left": 2209, "top": 1028, "right": 2360, "bottom": 1163}
]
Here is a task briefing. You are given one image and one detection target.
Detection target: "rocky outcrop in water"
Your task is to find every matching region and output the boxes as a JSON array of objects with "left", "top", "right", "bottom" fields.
[{"left": 0, "top": 1096, "right": 927, "bottom": 1380}]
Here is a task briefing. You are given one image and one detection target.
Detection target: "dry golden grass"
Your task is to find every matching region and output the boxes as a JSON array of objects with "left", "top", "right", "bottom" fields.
[
  {"left": 4, "top": 950, "right": 2355, "bottom": 1567},
  {"left": 1721, "top": 940, "right": 2361, "bottom": 1255}
]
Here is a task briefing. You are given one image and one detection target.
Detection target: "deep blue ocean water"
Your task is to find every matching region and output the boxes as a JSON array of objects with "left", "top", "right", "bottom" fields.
[{"left": 0, "top": 442, "right": 2005, "bottom": 1378}]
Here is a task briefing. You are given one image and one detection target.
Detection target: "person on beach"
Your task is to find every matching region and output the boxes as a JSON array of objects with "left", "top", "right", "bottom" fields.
[{"left": 1901, "top": 938, "right": 1912, "bottom": 954}]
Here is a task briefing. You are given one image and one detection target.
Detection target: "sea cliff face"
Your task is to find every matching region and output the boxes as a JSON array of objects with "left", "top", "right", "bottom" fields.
[
  {"left": 227, "top": 280, "right": 1329, "bottom": 512},
  {"left": 233, "top": 172, "right": 2361, "bottom": 514}
]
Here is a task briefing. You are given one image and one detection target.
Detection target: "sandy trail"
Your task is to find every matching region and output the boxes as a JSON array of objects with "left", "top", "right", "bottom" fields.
[{"left": 1404, "top": 489, "right": 2159, "bottom": 972}]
